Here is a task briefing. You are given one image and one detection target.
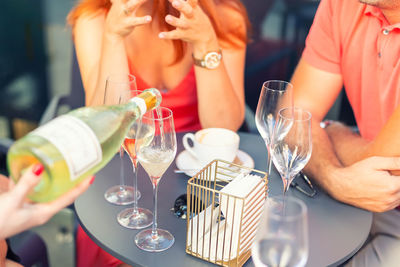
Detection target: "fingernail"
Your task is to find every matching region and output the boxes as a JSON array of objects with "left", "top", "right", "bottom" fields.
[
  {"left": 146, "top": 16, "right": 152, "bottom": 22},
  {"left": 89, "top": 176, "right": 96, "bottom": 185},
  {"left": 32, "top": 164, "right": 44, "bottom": 176},
  {"left": 165, "top": 15, "right": 172, "bottom": 22},
  {"left": 158, "top": 32, "right": 165, "bottom": 38},
  {"left": 172, "top": 0, "right": 180, "bottom": 7}
]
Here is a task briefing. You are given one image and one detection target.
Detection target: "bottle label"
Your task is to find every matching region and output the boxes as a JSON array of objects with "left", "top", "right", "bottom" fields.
[
  {"left": 31, "top": 115, "right": 102, "bottom": 181},
  {"left": 130, "top": 97, "right": 146, "bottom": 115}
]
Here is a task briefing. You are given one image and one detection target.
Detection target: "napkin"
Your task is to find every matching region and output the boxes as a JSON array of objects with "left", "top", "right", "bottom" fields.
[
  {"left": 187, "top": 173, "right": 266, "bottom": 261},
  {"left": 219, "top": 173, "right": 266, "bottom": 260}
]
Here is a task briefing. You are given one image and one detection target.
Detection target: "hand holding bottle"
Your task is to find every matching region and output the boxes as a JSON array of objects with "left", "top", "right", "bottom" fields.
[
  {"left": 0, "top": 164, "right": 94, "bottom": 240},
  {"left": 105, "top": 0, "right": 152, "bottom": 40}
]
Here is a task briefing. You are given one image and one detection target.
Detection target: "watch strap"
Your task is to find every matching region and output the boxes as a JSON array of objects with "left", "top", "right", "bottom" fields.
[{"left": 192, "top": 49, "right": 222, "bottom": 69}]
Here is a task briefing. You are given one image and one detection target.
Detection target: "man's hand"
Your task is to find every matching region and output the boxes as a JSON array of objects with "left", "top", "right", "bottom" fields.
[
  {"left": 329, "top": 156, "right": 400, "bottom": 212},
  {"left": 0, "top": 164, "right": 94, "bottom": 239}
]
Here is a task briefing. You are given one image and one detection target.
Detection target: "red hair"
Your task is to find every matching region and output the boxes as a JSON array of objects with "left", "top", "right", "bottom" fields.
[{"left": 67, "top": 0, "right": 250, "bottom": 63}]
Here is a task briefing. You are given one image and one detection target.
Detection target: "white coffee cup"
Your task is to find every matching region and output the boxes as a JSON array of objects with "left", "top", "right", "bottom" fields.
[{"left": 182, "top": 128, "right": 240, "bottom": 165}]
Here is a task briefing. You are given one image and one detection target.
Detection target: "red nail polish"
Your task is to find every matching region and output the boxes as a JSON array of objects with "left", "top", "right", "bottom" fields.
[
  {"left": 89, "top": 176, "right": 96, "bottom": 185},
  {"left": 32, "top": 164, "right": 44, "bottom": 176}
]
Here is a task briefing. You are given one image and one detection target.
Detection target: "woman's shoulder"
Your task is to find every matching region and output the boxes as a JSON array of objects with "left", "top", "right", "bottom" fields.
[{"left": 74, "top": 8, "right": 107, "bottom": 29}]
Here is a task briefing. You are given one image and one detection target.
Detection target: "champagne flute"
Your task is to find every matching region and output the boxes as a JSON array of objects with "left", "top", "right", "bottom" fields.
[
  {"left": 252, "top": 196, "right": 308, "bottom": 267},
  {"left": 117, "top": 90, "right": 154, "bottom": 229},
  {"left": 135, "top": 107, "right": 177, "bottom": 252},
  {"left": 271, "top": 107, "right": 312, "bottom": 195},
  {"left": 104, "top": 74, "right": 137, "bottom": 205},
  {"left": 255, "top": 80, "right": 293, "bottom": 175}
]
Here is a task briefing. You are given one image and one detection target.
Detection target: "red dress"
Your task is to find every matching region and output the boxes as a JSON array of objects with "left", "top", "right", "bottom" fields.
[{"left": 76, "top": 66, "right": 201, "bottom": 267}]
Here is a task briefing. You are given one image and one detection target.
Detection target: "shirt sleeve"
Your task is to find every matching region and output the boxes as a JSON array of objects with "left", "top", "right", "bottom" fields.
[{"left": 302, "top": 0, "right": 342, "bottom": 74}]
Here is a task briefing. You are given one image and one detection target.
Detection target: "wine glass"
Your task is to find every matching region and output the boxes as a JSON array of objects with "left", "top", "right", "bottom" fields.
[
  {"left": 255, "top": 80, "right": 293, "bottom": 175},
  {"left": 104, "top": 74, "right": 137, "bottom": 205},
  {"left": 270, "top": 107, "right": 312, "bottom": 195},
  {"left": 117, "top": 89, "right": 154, "bottom": 229},
  {"left": 135, "top": 107, "right": 177, "bottom": 252},
  {"left": 252, "top": 196, "right": 308, "bottom": 267}
]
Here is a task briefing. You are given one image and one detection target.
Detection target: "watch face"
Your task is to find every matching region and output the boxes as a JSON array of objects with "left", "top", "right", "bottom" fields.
[{"left": 204, "top": 52, "right": 221, "bottom": 69}]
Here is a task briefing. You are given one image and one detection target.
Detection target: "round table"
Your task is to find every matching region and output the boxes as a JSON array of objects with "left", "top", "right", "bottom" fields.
[{"left": 75, "top": 132, "right": 372, "bottom": 267}]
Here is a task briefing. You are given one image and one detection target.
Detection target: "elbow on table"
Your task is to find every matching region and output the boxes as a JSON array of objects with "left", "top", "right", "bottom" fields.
[{"left": 199, "top": 109, "right": 245, "bottom": 131}]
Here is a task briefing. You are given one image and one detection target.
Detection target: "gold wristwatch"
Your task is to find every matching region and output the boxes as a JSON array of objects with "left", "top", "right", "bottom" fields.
[{"left": 192, "top": 50, "right": 222, "bottom": 69}]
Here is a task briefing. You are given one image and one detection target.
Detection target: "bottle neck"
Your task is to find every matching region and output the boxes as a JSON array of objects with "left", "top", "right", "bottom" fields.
[{"left": 128, "top": 89, "right": 161, "bottom": 115}]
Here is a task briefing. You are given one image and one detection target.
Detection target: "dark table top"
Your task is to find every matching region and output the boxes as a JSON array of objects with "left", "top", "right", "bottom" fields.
[{"left": 75, "top": 132, "right": 372, "bottom": 267}]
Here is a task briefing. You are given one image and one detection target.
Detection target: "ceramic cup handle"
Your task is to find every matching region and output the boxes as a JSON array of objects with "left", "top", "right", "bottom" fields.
[{"left": 182, "top": 133, "right": 199, "bottom": 159}]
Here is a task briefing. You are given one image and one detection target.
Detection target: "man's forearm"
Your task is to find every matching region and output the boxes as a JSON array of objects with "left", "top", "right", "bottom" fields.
[
  {"left": 303, "top": 121, "right": 343, "bottom": 197},
  {"left": 324, "top": 122, "right": 369, "bottom": 166}
]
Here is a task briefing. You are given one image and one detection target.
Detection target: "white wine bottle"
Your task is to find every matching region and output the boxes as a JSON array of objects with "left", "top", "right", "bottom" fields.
[{"left": 7, "top": 88, "right": 162, "bottom": 202}]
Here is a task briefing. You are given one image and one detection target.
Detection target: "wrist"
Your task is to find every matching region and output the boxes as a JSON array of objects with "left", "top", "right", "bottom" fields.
[
  {"left": 192, "top": 34, "right": 220, "bottom": 58},
  {"left": 103, "top": 31, "right": 125, "bottom": 44}
]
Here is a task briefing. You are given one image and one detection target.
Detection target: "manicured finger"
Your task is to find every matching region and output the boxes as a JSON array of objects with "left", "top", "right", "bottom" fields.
[
  {"left": 44, "top": 175, "right": 94, "bottom": 216},
  {"left": 12, "top": 164, "right": 44, "bottom": 201},
  {"left": 165, "top": 15, "right": 188, "bottom": 29},
  {"left": 126, "top": 15, "right": 152, "bottom": 26},
  {"left": 171, "top": 0, "right": 194, "bottom": 18},
  {"left": 159, "top": 30, "right": 182, "bottom": 40}
]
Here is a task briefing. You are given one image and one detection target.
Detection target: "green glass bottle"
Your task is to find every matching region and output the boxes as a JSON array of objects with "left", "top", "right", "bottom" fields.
[{"left": 7, "top": 88, "right": 161, "bottom": 202}]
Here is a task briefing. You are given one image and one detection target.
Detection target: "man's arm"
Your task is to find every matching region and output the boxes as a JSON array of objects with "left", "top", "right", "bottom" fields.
[
  {"left": 292, "top": 59, "right": 400, "bottom": 212},
  {"left": 327, "top": 107, "right": 400, "bottom": 172}
]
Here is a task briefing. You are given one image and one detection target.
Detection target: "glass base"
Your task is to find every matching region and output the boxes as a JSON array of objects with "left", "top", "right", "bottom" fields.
[
  {"left": 117, "top": 207, "right": 153, "bottom": 229},
  {"left": 135, "top": 228, "right": 175, "bottom": 252},
  {"left": 104, "top": 185, "right": 141, "bottom": 205}
]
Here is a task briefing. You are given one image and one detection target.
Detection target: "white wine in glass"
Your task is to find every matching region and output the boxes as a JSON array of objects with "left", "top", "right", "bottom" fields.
[
  {"left": 255, "top": 80, "right": 293, "bottom": 175},
  {"left": 117, "top": 90, "right": 155, "bottom": 229},
  {"left": 252, "top": 196, "right": 308, "bottom": 267},
  {"left": 271, "top": 107, "right": 312, "bottom": 195},
  {"left": 103, "top": 74, "right": 138, "bottom": 205},
  {"left": 135, "top": 107, "right": 177, "bottom": 252}
]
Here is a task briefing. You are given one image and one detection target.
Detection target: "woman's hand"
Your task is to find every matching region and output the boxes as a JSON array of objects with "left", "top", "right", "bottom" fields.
[
  {"left": 105, "top": 0, "right": 152, "bottom": 39},
  {"left": 0, "top": 164, "right": 94, "bottom": 239},
  {"left": 160, "top": 0, "right": 219, "bottom": 53}
]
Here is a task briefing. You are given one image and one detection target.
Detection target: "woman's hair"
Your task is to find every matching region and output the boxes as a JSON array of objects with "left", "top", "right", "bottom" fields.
[{"left": 67, "top": 0, "right": 250, "bottom": 63}]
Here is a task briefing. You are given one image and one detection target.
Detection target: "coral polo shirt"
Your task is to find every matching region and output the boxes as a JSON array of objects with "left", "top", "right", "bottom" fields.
[{"left": 303, "top": 0, "right": 400, "bottom": 140}]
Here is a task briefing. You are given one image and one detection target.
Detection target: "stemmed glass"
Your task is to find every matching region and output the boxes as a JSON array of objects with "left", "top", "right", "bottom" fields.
[
  {"left": 270, "top": 107, "right": 312, "bottom": 195},
  {"left": 117, "top": 89, "right": 154, "bottom": 229},
  {"left": 252, "top": 196, "right": 309, "bottom": 267},
  {"left": 255, "top": 80, "right": 293, "bottom": 175},
  {"left": 135, "top": 107, "right": 177, "bottom": 252},
  {"left": 103, "top": 74, "right": 137, "bottom": 205}
]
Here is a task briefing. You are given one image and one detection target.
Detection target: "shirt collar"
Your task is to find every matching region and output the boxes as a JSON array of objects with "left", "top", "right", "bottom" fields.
[{"left": 364, "top": 4, "right": 400, "bottom": 30}]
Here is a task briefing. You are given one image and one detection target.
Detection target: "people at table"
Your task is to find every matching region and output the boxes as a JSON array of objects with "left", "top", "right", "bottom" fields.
[
  {"left": 67, "top": 0, "right": 249, "bottom": 266},
  {"left": 0, "top": 164, "right": 93, "bottom": 266},
  {"left": 292, "top": 0, "right": 400, "bottom": 266}
]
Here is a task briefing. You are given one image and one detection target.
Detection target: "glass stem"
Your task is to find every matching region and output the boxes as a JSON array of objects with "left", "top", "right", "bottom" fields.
[
  {"left": 132, "top": 159, "right": 138, "bottom": 214},
  {"left": 266, "top": 143, "right": 273, "bottom": 174},
  {"left": 119, "top": 147, "right": 125, "bottom": 190},
  {"left": 283, "top": 175, "right": 290, "bottom": 195},
  {"left": 152, "top": 179, "right": 159, "bottom": 238}
]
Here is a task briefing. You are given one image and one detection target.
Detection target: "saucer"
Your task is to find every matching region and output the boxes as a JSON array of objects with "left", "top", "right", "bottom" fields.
[{"left": 175, "top": 149, "right": 255, "bottom": 178}]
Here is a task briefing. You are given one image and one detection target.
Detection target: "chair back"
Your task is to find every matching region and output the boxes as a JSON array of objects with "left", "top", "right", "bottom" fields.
[{"left": 242, "top": 0, "right": 276, "bottom": 40}]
